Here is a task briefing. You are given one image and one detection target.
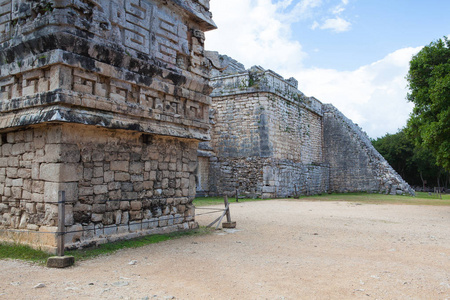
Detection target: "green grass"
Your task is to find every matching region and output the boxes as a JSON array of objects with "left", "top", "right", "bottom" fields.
[
  {"left": 193, "top": 196, "right": 273, "bottom": 206},
  {"left": 194, "top": 192, "right": 450, "bottom": 207},
  {"left": 0, "top": 228, "right": 211, "bottom": 265},
  {"left": 66, "top": 227, "right": 211, "bottom": 261},
  {"left": 0, "top": 243, "right": 52, "bottom": 264},
  {"left": 297, "top": 192, "right": 450, "bottom": 206}
]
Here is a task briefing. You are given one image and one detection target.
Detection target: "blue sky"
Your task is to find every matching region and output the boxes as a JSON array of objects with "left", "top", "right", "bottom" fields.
[{"left": 205, "top": 0, "right": 450, "bottom": 138}]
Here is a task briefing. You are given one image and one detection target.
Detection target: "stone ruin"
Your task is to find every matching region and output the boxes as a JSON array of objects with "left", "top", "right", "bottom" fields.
[
  {"left": 0, "top": 0, "right": 413, "bottom": 253},
  {"left": 0, "top": 0, "right": 215, "bottom": 252},
  {"left": 196, "top": 52, "right": 415, "bottom": 199}
]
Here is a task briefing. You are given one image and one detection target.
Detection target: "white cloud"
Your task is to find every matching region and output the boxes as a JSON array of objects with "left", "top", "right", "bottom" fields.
[
  {"left": 281, "top": 0, "right": 323, "bottom": 22},
  {"left": 283, "top": 47, "right": 423, "bottom": 138},
  {"left": 319, "top": 17, "right": 351, "bottom": 32},
  {"left": 206, "top": 0, "right": 422, "bottom": 138},
  {"left": 206, "top": 0, "right": 307, "bottom": 70},
  {"left": 332, "top": 6, "right": 345, "bottom": 14}
]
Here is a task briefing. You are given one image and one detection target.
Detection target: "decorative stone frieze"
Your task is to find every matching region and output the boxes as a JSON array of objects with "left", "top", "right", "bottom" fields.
[{"left": 0, "top": 0, "right": 215, "bottom": 252}]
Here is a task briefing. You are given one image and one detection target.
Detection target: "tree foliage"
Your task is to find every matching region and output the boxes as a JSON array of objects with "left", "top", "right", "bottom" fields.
[
  {"left": 372, "top": 129, "right": 448, "bottom": 188},
  {"left": 406, "top": 36, "right": 450, "bottom": 171}
]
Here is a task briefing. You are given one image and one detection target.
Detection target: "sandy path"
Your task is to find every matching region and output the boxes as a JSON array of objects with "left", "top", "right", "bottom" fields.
[{"left": 0, "top": 200, "right": 449, "bottom": 299}]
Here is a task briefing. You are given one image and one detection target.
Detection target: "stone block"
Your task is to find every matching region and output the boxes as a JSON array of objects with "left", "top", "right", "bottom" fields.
[
  {"left": 110, "top": 161, "right": 129, "bottom": 172},
  {"left": 47, "top": 256, "right": 75, "bottom": 268},
  {"left": 159, "top": 216, "right": 169, "bottom": 227},
  {"left": 65, "top": 224, "right": 83, "bottom": 244},
  {"left": 129, "top": 162, "right": 143, "bottom": 174},
  {"left": 46, "top": 126, "right": 62, "bottom": 144},
  {"left": 104, "top": 171, "right": 114, "bottom": 183},
  {"left": 91, "top": 213, "right": 103, "bottom": 223},
  {"left": 79, "top": 186, "right": 94, "bottom": 196},
  {"left": 174, "top": 213, "right": 183, "bottom": 224},
  {"left": 129, "top": 221, "right": 141, "bottom": 232},
  {"left": 93, "top": 204, "right": 106, "bottom": 214},
  {"left": 115, "top": 172, "right": 130, "bottom": 181},
  {"left": 129, "top": 210, "right": 142, "bottom": 220},
  {"left": 11, "top": 187, "right": 22, "bottom": 199},
  {"left": 93, "top": 166, "right": 104, "bottom": 178},
  {"left": 38, "top": 226, "right": 58, "bottom": 247},
  {"left": 65, "top": 205, "right": 74, "bottom": 226},
  {"left": 114, "top": 211, "right": 122, "bottom": 224},
  {"left": 11, "top": 178, "right": 23, "bottom": 186},
  {"left": 120, "top": 201, "right": 130, "bottom": 210},
  {"left": 130, "top": 201, "right": 142, "bottom": 211},
  {"left": 94, "top": 185, "right": 108, "bottom": 195},
  {"left": 40, "top": 163, "right": 82, "bottom": 182},
  {"left": 102, "top": 212, "right": 115, "bottom": 225},
  {"left": 11, "top": 143, "right": 26, "bottom": 155},
  {"left": 44, "top": 182, "right": 78, "bottom": 203},
  {"left": 31, "top": 193, "right": 44, "bottom": 203},
  {"left": 18, "top": 168, "right": 31, "bottom": 179},
  {"left": 103, "top": 224, "right": 117, "bottom": 236},
  {"left": 121, "top": 211, "right": 129, "bottom": 224}
]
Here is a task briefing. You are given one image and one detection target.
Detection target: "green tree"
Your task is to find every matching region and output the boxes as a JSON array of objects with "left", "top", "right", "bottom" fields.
[
  {"left": 372, "top": 130, "right": 415, "bottom": 181},
  {"left": 406, "top": 36, "right": 450, "bottom": 172},
  {"left": 372, "top": 129, "right": 447, "bottom": 189}
]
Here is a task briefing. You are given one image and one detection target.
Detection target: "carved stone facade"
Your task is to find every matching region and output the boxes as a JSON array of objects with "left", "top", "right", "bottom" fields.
[
  {"left": 0, "top": 0, "right": 215, "bottom": 252},
  {"left": 198, "top": 52, "right": 414, "bottom": 199}
]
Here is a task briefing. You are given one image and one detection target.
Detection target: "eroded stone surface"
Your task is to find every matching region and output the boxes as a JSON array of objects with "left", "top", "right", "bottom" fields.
[
  {"left": 0, "top": 0, "right": 215, "bottom": 251},
  {"left": 197, "top": 53, "right": 414, "bottom": 198}
]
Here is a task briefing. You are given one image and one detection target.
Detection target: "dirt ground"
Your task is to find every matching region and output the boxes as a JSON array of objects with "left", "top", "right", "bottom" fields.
[{"left": 0, "top": 200, "right": 449, "bottom": 300}]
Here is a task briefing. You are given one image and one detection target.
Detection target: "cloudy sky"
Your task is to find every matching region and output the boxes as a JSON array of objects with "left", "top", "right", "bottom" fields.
[{"left": 205, "top": 0, "right": 450, "bottom": 138}]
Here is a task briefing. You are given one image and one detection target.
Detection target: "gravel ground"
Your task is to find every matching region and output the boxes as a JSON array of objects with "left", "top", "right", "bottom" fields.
[{"left": 0, "top": 200, "right": 449, "bottom": 299}]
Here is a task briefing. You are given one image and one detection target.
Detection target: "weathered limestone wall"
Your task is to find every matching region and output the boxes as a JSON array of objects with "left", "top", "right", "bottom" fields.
[
  {"left": 0, "top": 0, "right": 214, "bottom": 139},
  {"left": 323, "top": 104, "right": 414, "bottom": 195},
  {"left": 0, "top": 0, "right": 216, "bottom": 251},
  {"left": 0, "top": 123, "right": 198, "bottom": 252},
  {"left": 200, "top": 53, "right": 414, "bottom": 198},
  {"left": 207, "top": 66, "right": 329, "bottom": 198}
]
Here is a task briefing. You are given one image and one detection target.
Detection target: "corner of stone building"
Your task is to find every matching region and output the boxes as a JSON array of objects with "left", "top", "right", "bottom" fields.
[{"left": 0, "top": 0, "right": 216, "bottom": 251}]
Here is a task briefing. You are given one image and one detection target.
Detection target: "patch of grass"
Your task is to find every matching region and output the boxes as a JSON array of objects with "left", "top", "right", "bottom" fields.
[
  {"left": 194, "top": 196, "right": 272, "bottom": 206},
  {"left": 0, "top": 243, "right": 51, "bottom": 265},
  {"left": 194, "top": 192, "right": 450, "bottom": 206},
  {"left": 297, "top": 192, "right": 450, "bottom": 206},
  {"left": 67, "top": 227, "right": 211, "bottom": 261},
  {"left": 0, "top": 228, "right": 212, "bottom": 264}
]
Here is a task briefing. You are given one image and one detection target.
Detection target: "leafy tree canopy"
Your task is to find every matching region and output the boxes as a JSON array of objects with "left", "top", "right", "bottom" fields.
[
  {"left": 406, "top": 36, "right": 450, "bottom": 171},
  {"left": 372, "top": 129, "right": 446, "bottom": 188}
]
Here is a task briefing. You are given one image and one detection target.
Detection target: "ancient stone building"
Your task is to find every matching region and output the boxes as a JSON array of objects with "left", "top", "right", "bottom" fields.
[
  {"left": 197, "top": 52, "right": 414, "bottom": 199},
  {"left": 0, "top": 0, "right": 215, "bottom": 252}
]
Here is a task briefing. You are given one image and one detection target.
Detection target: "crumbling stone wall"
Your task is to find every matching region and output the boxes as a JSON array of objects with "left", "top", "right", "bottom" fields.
[
  {"left": 323, "top": 104, "right": 414, "bottom": 195},
  {"left": 206, "top": 64, "right": 329, "bottom": 198},
  {"left": 0, "top": 0, "right": 215, "bottom": 251},
  {"left": 200, "top": 53, "right": 413, "bottom": 198},
  {"left": 0, "top": 124, "right": 197, "bottom": 251}
]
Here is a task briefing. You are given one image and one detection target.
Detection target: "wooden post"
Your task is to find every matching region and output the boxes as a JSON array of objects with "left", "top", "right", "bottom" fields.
[
  {"left": 224, "top": 196, "right": 231, "bottom": 223},
  {"left": 46, "top": 191, "right": 74, "bottom": 267},
  {"left": 57, "top": 191, "right": 65, "bottom": 257},
  {"left": 222, "top": 195, "right": 236, "bottom": 229}
]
